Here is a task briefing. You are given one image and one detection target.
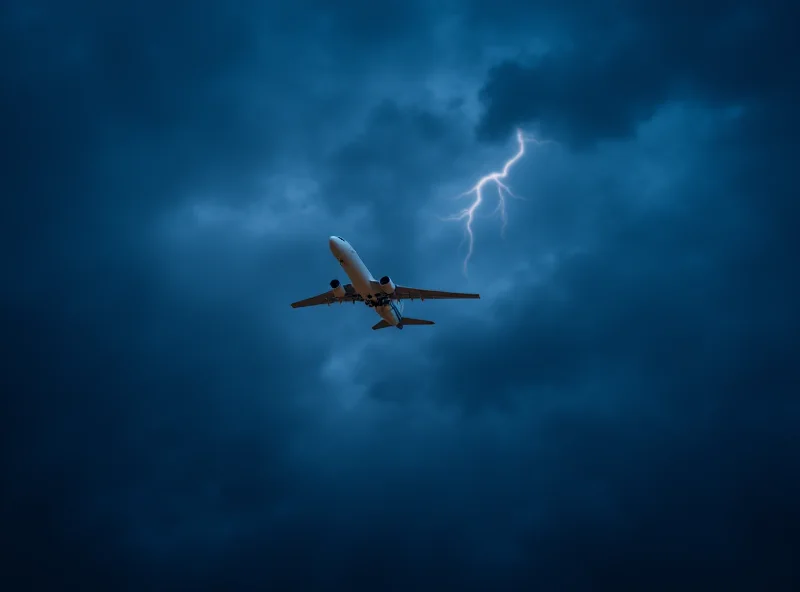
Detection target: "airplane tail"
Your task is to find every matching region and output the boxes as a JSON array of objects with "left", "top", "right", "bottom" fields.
[
  {"left": 399, "top": 317, "right": 435, "bottom": 327},
  {"left": 371, "top": 317, "right": 435, "bottom": 330}
]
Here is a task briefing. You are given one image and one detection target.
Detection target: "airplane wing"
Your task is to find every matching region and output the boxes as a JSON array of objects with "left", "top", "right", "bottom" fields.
[
  {"left": 290, "top": 284, "right": 362, "bottom": 308},
  {"left": 391, "top": 285, "right": 480, "bottom": 301}
]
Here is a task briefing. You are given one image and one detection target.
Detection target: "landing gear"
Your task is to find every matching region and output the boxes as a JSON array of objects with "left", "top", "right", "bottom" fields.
[{"left": 365, "top": 295, "right": 391, "bottom": 307}]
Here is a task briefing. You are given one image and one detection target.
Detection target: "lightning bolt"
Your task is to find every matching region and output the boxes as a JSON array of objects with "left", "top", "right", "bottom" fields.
[{"left": 444, "top": 128, "right": 549, "bottom": 276}]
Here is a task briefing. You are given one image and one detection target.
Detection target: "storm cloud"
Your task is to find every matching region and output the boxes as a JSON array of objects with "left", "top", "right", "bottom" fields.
[{"left": 3, "top": 0, "right": 799, "bottom": 590}]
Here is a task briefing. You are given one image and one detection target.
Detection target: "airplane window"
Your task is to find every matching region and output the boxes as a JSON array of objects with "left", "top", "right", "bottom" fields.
[{"left": 336, "top": 236, "right": 344, "bottom": 241}]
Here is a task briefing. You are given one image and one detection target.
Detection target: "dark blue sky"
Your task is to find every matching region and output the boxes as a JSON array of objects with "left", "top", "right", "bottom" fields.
[{"left": 3, "top": 1, "right": 799, "bottom": 589}]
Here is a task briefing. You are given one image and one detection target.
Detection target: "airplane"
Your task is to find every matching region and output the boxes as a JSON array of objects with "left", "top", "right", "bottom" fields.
[{"left": 290, "top": 236, "right": 480, "bottom": 330}]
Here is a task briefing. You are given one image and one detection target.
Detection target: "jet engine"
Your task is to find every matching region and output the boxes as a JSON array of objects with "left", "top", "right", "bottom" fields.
[
  {"left": 330, "top": 279, "right": 346, "bottom": 298},
  {"left": 379, "top": 275, "right": 396, "bottom": 295}
]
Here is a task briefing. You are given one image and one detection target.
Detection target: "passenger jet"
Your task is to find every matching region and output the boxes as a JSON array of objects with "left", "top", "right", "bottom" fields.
[{"left": 290, "top": 236, "right": 480, "bottom": 330}]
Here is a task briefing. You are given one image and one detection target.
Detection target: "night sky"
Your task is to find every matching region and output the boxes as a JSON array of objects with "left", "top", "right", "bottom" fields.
[{"left": 3, "top": 1, "right": 799, "bottom": 590}]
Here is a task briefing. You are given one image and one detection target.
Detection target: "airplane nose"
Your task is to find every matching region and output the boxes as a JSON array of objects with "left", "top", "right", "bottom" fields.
[{"left": 329, "top": 236, "right": 339, "bottom": 253}]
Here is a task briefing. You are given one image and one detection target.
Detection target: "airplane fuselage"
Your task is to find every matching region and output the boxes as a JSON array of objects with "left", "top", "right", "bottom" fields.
[
  {"left": 290, "top": 236, "right": 479, "bottom": 329},
  {"left": 329, "top": 236, "right": 403, "bottom": 328}
]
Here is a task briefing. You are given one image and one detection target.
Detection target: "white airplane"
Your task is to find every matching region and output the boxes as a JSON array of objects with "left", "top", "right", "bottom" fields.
[{"left": 291, "top": 236, "right": 480, "bottom": 330}]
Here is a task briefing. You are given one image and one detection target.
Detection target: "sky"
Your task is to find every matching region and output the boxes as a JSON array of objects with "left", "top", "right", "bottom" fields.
[{"left": 2, "top": 0, "right": 799, "bottom": 589}]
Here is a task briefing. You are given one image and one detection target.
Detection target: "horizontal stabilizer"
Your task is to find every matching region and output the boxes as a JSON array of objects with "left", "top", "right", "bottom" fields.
[
  {"left": 372, "top": 320, "right": 392, "bottom": 330},
  {"left": 400, "top": 317, "right": 435, "bottom": 327}
]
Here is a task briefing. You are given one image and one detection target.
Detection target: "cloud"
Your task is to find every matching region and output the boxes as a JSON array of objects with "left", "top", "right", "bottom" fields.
[
  {"left": 475, "top": 0, "right": 799, "bottom": 146},
  {"left": 3, "top": 0, "right": 799, "bottom": 589}
]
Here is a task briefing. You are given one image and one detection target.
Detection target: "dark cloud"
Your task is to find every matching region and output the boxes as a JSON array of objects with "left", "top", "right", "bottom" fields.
[
  {"left": 322, "top": 98, "right": 470, "bottom": 260},
  {"left": 3, "top": 0, "right": 799, "bottom": 590},
  {"left": 476, "top": 0, "right": 799, "bottom": 146}
]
